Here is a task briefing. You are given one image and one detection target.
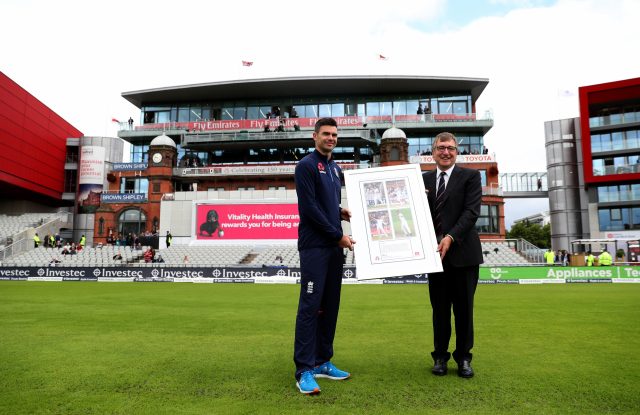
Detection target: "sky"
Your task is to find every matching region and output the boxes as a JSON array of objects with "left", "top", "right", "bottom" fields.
[{"left": 2, "top": 0, "right": 639, "bottom": 228}]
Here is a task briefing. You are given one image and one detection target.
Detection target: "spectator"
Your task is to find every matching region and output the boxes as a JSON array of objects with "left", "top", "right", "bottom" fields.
[
  {"left": 544, "top": 248, "right": 555, "bottom": 265},
  {"left": 166, "top": 230, "right": 172, "bottom": 248},
  {"left": 183, "top": 255, "right": 189, "bottom": 264},
  {"left": 49, "top": 258, "right": 61, "bottom": 265},
  {"left": 264, "top": 123, "right": 271, "bottom": 133},
  {"left": 33, "top": 233, "right": 41, "bottom": 248},
  {"left": 144, "top": 248, "right": 154, "bottom": 263},
  {"left": 55, "top": 233, "right": 61, "bottom": 248},
  {"left": 79, "top": 234, "right": 86, "bottom": 248},
  {"left": 586, "top": 251, "right": 595, "bottom": 266},
  {"left": 598, "top": 249, "right": 612, "bottom": 266},
  {"left": 155, "top": 254, "right": 165, "bottom": 263},
  {"left": 113, "top": 253, "right": 123, "bottom": 260},
  {"left": 417, "top": 103, "right": 424, "bottom": 115},
  {"left": 128, "top": 117, "right": 134, "bottom": 130}
]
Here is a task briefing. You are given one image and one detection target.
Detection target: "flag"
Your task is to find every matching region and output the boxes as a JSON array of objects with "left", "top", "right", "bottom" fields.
[
  {"left": 379, "top": 54, "right": 388, "bottom": 60},
  {"left": 111, "top": 118, "right": 120, "bottom": 123},
  {"left": 557, "top": 88, "right": 575, "bottom": 97},
  {"left": 242, "top": 60, "right": 253, "bottom": 67}
]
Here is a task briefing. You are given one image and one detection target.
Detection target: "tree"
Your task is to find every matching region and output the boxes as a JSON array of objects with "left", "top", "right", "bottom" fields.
[{"left": 507, "top": 222, "right": 551, "bottom": 248}]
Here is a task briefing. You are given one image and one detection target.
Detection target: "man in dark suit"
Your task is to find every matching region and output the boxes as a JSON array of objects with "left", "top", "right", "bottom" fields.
[{"left": 423, "top": 132, "right": 483, "bottom": 378}]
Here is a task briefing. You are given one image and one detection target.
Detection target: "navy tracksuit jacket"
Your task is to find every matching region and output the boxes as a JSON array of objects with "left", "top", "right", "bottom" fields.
[{"left": 293, "top": 150, "right": 345, "bottom": 379}]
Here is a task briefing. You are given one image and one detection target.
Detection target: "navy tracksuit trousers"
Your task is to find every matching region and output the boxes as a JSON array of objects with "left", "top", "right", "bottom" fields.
[{"left": 293, "top": 246, "right": 344, "bottom": 380}]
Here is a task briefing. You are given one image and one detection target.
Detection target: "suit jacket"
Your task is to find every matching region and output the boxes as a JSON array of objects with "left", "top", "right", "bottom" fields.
[{"left": 423, "top": 166, "right": 484, "bottom": 267}]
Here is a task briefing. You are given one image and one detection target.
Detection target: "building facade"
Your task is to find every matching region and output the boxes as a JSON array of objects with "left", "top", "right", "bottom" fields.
[
  {"left": 546, "top": 77, "right": 640, "bottom": 252},
  {"left": 0, "top": 71, "right": 83, "bottom": 209},
  {"left": 94, "top": 76, "right": 504, "bottom": 245}
]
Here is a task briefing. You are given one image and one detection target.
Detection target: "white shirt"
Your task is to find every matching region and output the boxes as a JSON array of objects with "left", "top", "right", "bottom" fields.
[{"left": 435, "top": 165, "right": 455, "bottom": 196}]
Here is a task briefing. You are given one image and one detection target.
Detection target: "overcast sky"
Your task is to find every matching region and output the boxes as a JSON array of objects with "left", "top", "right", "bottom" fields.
[{"left": 2, "top": 0, "right": 639, "bottom": 228}]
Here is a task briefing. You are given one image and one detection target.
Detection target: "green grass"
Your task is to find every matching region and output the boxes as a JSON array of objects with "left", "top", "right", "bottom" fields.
[{"left": 0, "top": 282, "right": 639, "bottom": 415}]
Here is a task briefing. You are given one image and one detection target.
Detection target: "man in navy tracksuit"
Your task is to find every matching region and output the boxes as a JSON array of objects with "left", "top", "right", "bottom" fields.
[{"left": 293, "top": 117, "right": 355, "bottom": 395}]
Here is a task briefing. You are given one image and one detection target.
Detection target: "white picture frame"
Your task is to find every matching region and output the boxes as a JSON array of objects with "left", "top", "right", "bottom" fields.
[{"left": 344, "top": 164, "right": 443, "bottom": 280}]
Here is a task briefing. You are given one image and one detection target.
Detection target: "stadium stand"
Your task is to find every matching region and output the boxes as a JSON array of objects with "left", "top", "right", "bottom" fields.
[
  {"left": 147, "top": 245, "right": 255, "bottom": 266},
  {"left": 3, "top": 245, "right": 149, "bottom": 267},
  {"left": 0, "top": 213, "right": 67, "bottom": 244},
  {"left": 481, "top": 241, "right": 532, "bottom": 265}
]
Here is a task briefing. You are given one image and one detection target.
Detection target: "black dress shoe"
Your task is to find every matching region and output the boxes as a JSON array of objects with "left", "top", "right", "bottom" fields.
[
  {"left": 432, "top": 359, "right": 448, "bottom": 376},
  {"left": 457, "top": 360, "right": 474, "bottom": 378}
]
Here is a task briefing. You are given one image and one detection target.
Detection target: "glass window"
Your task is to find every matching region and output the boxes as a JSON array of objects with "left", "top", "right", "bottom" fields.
[
  {"left": 357, "top": 103, "right": 365, "bottom": 116},
  {"left": 393, "top": 101, "right": 407, "bottom": 116},
  {"left": 632, "top": 184, "right": 640, "bottom": 200},
  {"left": 233, "top": 107, "right": 247, "bottom": 120},
  {"left": 593, "top": 159, "right": 604, "bottom": 176},
  {"left": 379, "top": 102, "right": 392, "bottom": 116},
  {"left": 345, "top": 103, "right": 358, "bottom": 116},
  {"left": 479, "top": 170, "right": 487, "bottom": 187},
  {"left": 177, "top": 107, "right": 190, "bottom": 122},
  {"left": 332, "top": 103, "right": 344, "bottom": 117},
  {"left": 633, "top": 208, "right": 640, "bottom": 229},
  {"left": 453, "top": 101, "right": 467, "bottom": 114},
  {"left": 305, "top": 105, "right": 318, "bottom": 118},
  {"left": 406, "top": 100, "right": 419, "bottom": 115},
  {"left": 366, "top": 102, "right": 380, "bottom": 116},
  {"left": 597, "top": 186, "right": 610, "bottom": 203},
  {"left": 292, "top": 105, "right": 305, "bottom": 118},
  {"left": 626, "top": 130, "right": 639, "bottom": 148},
  {"left": 319, "top": 104, "right": 332, "bottom": 117},
  {"left": 476, "top": 204, "right": 499, "bottom": 233},
  {"left": 438, "top": 101, "right": 453, "bottom": 114},
  {"left": 221, "top": 107, "right": 234, "bottom": 120},
  {"left": 247, "top": 106, "right": 261, "bottom": 119},
  {"left": 120, "top": 178, "right": 148, "bottom": 194},
  {"left": 612, "top": 132, "right": 624, "bottom": 150},
  {"left": 189, "top": 107, "right": 202, "bottom": 122}
]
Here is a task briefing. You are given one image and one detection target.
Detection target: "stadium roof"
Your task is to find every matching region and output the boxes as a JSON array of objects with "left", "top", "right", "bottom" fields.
[{"left": 122, "top": 75, "right": 489, "bottom": 108}]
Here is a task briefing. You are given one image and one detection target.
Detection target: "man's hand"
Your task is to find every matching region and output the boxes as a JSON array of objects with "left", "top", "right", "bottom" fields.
[
  {"left": 437, "top": 235, "right": 453, "bottom": 260},
  {"left": 338, "top": 235, "right": 355, "bottom": 251},
  {"left": 340, "top": 208, "right": 352, "bottom": 222}
]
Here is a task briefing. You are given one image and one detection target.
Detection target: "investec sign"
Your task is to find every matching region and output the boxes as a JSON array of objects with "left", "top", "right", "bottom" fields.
[{"left": 0, "top": 266, "right": 355, "bottom": 281}]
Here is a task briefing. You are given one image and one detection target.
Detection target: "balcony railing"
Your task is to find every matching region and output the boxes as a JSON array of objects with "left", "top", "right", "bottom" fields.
[
  {"left": 593, "top": 162, "right": 640, "bottom": 176},
  {"left": 124, "top": 113, "right": 491, "bottom": 134}
]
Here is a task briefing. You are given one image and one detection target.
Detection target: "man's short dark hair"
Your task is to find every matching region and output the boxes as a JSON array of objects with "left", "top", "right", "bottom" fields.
[{"left": 314, "top": 117, "right": 338, "bottom": 133}]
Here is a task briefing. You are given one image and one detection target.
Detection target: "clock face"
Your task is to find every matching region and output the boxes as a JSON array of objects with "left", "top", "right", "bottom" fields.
[{"left": 152, "top": 153, "right": 162, "bottom": 163}]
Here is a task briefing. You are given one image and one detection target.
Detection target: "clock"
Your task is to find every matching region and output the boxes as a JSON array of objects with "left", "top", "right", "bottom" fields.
[{"left": 152, "top": 152, "right": 162, "bottom": 163}]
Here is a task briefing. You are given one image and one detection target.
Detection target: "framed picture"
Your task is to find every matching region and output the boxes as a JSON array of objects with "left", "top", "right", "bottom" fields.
[{"left": 344, "top": 164, "right": 443, "bottom": 280}]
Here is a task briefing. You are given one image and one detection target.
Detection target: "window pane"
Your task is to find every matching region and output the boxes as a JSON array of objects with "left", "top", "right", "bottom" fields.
[
  {"left": 438, "top": 101, "right": 453, "bottom": 114},
  {"left": 247, "top": 107, "right": 260, "bottom": 119},
  {"left": 319, "top": 104, "right": 331, "bottom": 117},
  {"left": 332, "top": 103, "right": 344, "bottom": 117},
  {"left": 366, "top": 102, "right": 379, "bottom": 116},
  {"left": 221, "top": 107, "right": 234, "bottom": 120},
  {"left": 177, "top": 107, "right": 190, "bottom": 122},
  {"left": 393, "top": 101, "right": 407, "bottom": 116},
  {"left": 379, "top": 102, "right": 392, "bottom": 116},
  {"left": 190, "top": 107, "right": 202, "bottom": 122}
]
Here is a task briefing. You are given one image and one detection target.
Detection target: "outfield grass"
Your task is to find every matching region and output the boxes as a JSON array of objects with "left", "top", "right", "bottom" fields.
[{"left": 0, "top": 282, "right": 639, "bottom": 415}]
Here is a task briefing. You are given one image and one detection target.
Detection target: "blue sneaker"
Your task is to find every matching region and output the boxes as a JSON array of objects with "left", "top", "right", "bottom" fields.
[
  {"left": 313, "top": 361, "right": 351, "bottom": 380},
  {"left": 296, "top": 370, "right": 320, "bottom": 394}
]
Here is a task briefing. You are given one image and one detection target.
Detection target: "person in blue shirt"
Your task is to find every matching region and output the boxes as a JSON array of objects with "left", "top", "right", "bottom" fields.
[{"left": 293, "top": 117, "right": 355, "bottom": 395}]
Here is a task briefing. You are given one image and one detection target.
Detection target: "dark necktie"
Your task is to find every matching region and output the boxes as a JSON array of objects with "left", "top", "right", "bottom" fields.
[{"left": 434, "top": 171, "right": 446, "bottom": 237}]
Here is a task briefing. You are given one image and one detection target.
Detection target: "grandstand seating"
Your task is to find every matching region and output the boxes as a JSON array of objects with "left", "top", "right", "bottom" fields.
[
  {"left": 149, "top": 245, "right": 255, "bottom": 266},
  {"left": 1, "top": 239, "right": 535, "bottom": 268},
  {"left": 3, "top": 245, "right": 148, "bottom": 267},
  {"left": 0, "top": 212, "right": 67, "bottom": 244},
  {"left": 480, "top": 241, "right": 531, "bottom": 265}
]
